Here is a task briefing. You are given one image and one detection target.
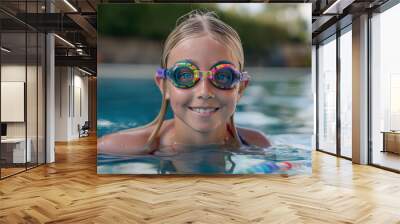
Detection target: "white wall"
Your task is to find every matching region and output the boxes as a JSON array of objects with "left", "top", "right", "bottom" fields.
[
  {"left": 55, "top": 67, "right": 89, "bottom": 141},
  {"left": 1, "top": 64, "right": 45, "bottom": 164},
  {"left": 1, "top": 66, "right": 26, "bottom": 127},
  {"left": 73, "top": 72, "right": 89, "bottom": 137},
  {"left": 1, "top": 65, "right": 36, "bottom": 138},
  {"left": 55, "top": 67, "right": 69, "bottom": 141},
  {"left": 1, "top": 65, "right": 26, "bottom": 81},
  {"left": 1, "top": 82, "right": 25, "bottom": 122}
]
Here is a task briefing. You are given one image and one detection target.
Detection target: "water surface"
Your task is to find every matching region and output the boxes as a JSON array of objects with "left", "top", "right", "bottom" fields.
[{"left": 98, "top": 145, "right": 311, "bottom": 175}]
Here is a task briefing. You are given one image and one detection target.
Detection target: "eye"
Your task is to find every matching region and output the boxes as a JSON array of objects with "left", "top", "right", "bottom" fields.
[
  {"left": 175, "top": 67, "right": 194, "bottom": 83},
  {"left": 214, "top": 68, "right": 234, "bottom": 84}
]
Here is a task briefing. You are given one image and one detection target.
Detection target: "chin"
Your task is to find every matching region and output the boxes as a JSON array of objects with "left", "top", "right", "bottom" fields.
[{"left": 188, "top": 122, "right": 220, "bottom": 133}]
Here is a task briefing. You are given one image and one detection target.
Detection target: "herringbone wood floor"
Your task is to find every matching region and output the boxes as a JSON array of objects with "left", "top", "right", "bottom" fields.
[{"left": 1, "top": 135, "right": 400, "bottom": 224}]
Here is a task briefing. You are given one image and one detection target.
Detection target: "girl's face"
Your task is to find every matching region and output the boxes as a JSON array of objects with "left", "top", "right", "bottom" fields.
[{"left": 162, "top": 34, "right": 245, "bottom": 133}]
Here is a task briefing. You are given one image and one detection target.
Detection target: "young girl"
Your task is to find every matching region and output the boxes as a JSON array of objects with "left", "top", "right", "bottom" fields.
[{"left": 99, "top": 9, "right": 271, "bottom": 156}]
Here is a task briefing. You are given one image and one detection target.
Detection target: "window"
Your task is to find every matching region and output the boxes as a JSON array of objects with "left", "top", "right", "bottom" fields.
[
  {"left": 0, "top": 2, "right": 46, "bottom": 179},
  {"left": 317, "top": 35, "right": 337, "bottom": 154},
  {"left": 339, "top": 27, "right": 352, "bottom": 158},
  {"left": 371, "top": 3, "right": 400, "bottom": 171}
]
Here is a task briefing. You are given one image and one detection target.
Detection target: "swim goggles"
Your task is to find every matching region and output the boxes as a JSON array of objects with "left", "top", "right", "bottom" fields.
[{"left": 156, "top": 60, "right": 250, "bottom": 90}]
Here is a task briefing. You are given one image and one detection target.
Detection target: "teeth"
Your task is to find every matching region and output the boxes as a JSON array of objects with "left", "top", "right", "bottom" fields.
[{"left": 190, "top": 107, "right": 218, "bottom": 113}]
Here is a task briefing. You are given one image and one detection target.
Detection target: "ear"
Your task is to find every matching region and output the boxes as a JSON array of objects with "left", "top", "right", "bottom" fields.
[
  {"left": 154, "top": 76, "right": 170, "bottom": 99},
  {"left": 237, "top": 80, "right": 249, "bottom": 99}
]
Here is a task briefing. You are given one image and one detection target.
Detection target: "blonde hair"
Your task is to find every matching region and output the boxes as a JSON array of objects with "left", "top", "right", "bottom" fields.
[{"left": 144, "top": 9, "right": 245, "bottom": 153}]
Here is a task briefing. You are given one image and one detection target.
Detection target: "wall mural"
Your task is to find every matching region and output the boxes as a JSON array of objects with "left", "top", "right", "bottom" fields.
[{"left": 97, "top": 3, "right": 313, "bottom": 175}]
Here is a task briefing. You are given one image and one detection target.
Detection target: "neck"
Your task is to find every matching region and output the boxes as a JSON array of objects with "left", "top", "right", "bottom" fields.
[{"left": 172, "top": 119, "right": 231, "bottom": 146}]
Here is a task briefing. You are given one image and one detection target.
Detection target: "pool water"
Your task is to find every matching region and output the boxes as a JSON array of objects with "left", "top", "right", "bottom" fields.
[
  {"left": 97, "top": 145, "right": 311, "bottom": 175},
  {"left": 97, "top": 65, "right": 313, "bottom": 174}
]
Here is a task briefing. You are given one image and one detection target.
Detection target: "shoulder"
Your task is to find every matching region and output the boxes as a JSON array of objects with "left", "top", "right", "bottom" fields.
[
  {"left": 98, "top": 126, "right": 152, "bottom": 155},
  {"left": 98, "top": 119, "right": 175, "bottom": 155},
  {"left": 237, "top": 127, "right": 271, "bottom": 148}
]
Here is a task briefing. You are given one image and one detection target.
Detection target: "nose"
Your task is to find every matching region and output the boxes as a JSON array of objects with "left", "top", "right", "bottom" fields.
[{"left": 196, "top": 71, "right": 215, "bottom": 100}]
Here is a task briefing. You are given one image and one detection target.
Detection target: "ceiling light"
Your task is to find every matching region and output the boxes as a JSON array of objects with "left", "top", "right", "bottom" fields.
[
  {"left": 1, "top": 47, "right": 11, "bottom": 53},
  {"left": 63, "top": 0, "right": 78, "bottom": 12},
  {"left": 322, "top": 0, "right": 355, "bottom": 15},
  {"left": 78, "top": 67, "right": 92, "bottom": 76},
  {"left": 54, "top": 34, "right": 75, "bottom": 48}
]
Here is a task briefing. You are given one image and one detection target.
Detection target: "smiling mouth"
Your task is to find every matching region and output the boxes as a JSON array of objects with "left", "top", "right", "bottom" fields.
[{"left": 188, "top": 106, "right": 220, "bottom": 115}]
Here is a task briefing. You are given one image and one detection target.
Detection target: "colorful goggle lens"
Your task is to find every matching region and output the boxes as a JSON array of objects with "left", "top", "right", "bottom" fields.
[{"left": 156, "top": 61, "right": 249, "bottom": 90}]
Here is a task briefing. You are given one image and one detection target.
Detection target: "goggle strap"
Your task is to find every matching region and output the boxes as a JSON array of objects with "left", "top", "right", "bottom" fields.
[
  {"left": 240, "top": 71, "right": 250, "bottom": 81},
  {"left": 156, "top": 68, "right": 166, "bottom": 78}
]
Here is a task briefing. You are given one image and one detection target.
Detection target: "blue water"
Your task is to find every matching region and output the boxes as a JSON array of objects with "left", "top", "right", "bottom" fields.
[
  {"left": 97, "top": 65, "right": 313, "bottom": 174},
  {"left": 97, "top": 145, "right": 311, "bottom": 175}
]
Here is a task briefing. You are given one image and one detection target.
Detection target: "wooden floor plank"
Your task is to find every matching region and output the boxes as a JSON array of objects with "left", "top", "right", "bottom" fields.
[{"left": 0, "top": 135, "right": 399, "bottom": 223}]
